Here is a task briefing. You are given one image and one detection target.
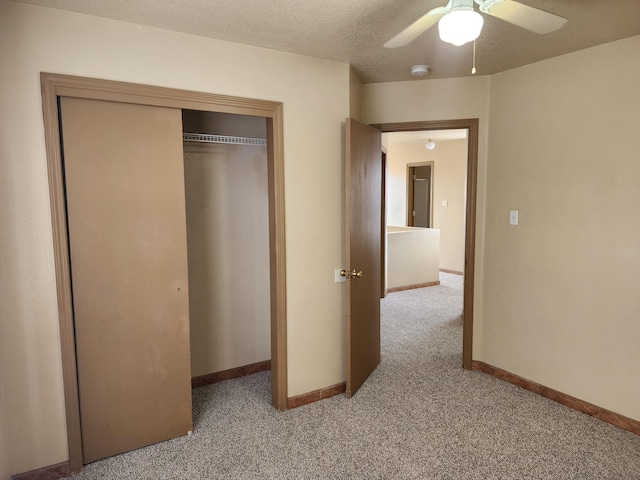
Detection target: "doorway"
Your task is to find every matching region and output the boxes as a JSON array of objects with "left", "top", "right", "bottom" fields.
[
  {"left": 373, "top": 119, "right": 478, "bottom": 369},
  {"left": 182, "top": 110, "right": 271, "bottom": 391},
  {"left": 40, "top": 73, "right": 287, "bottom": 473},
  {"left": 407, "top": 164, "right": 433, "bottom": 228}
]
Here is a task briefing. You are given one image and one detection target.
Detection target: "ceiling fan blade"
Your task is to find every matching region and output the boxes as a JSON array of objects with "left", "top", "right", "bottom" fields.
[
  {"left": 479, "top": 0, "right": 567, "bottom": 34},
  {"left": 384, "top": 6, "right": 448, "bottom": 48}
]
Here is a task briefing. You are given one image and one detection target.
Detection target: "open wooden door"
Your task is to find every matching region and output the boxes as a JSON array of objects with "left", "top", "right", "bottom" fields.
[
  {"left": 60, "top": 97, "right": 192, "bottom": 463},
  {"left": 345, "top": 118, "right": 382, "bottom": 398}
]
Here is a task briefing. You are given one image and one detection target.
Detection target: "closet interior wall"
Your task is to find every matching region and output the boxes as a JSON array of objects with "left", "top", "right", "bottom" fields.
[{"left": 182, "top": 110, "right": 271, "bottom": 379}]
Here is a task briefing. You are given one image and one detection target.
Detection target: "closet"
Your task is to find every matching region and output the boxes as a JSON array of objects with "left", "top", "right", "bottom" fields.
[
  {"left": 43, "top": 73, "right": 286, "bottom": 472},
  {"left": 182, "top": 110, "right": 271, "bottom": 383},
  {"left": 59, "top": 96, "right": 271, "bottom": 464}
]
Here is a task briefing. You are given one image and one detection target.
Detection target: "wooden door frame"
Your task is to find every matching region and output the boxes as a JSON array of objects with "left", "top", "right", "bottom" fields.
[
  {"left": 380, "top": 151, "right": 387, "bottom": 298},
  {"left": 407, "top": 162, "right": 434, "bottom": 228},
  {"left": 40, "top": 73, "right": 288, "bottom": 473},
  {"left": 372, "top": 119, "right": 478, "bottom": 369}
]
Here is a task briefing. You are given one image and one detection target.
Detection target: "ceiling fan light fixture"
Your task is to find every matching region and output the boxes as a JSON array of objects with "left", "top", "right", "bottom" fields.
[{"left": 438, "top": 8, "right": 484, "bottom": 46}]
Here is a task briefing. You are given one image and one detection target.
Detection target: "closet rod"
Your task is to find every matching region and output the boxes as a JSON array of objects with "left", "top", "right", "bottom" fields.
[{"left": 183, "top": 133, "right": 267, "bottom": 146}]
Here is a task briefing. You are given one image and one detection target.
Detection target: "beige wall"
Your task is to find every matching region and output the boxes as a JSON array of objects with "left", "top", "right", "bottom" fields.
[
  {"left": 483, "top": 36, "right": 640, "bottom": 421},
  {"left": 0, "top": 1, "right": 349, "bottom": 476},
  {"left": 386, "top": 227, "right": 440, "bottom": 290},
  {"left": 385, "top": 140, "right": 467, "bottom": 272},
  {"left": 362, "top": 75, "right": 491, "bottom": 358},
  {"left": 349, "top": 66, "right": 363, "bottom": 121},
  {"left": 433, "top": 140, "right": 467, "bottom": 273},
  {"left": 0, "top": 394, "right": 8, "bottom": 480},
  {"left": 184, "top": 142, "right": 271, "bottom": 377},
  {"left": 384, "top": 143, "right": 417, "bottom": 227}
]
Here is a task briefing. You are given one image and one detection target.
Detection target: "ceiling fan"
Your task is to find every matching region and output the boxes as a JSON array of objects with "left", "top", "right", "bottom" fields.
[{"left": 384, "top": 0, "right": 567, "bottom": 48}]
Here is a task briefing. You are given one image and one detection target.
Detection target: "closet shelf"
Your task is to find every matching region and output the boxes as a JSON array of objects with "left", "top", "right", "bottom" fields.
[{"left": 183, "top": 133, "right": 267, "bottom": 146}]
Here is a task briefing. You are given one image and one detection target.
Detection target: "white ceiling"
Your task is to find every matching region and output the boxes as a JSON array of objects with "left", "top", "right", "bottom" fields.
[{"left": 14, "top": 0, "right": 640, "bottom": 83}]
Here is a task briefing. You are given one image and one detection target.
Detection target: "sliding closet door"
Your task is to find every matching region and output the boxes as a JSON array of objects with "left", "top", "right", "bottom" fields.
[{"left": 60, "top": 97, "right": 192, "bottom": 463}]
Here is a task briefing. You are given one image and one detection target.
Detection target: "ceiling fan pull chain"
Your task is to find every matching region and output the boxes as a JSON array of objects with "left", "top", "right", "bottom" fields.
[{"left": 471, "top": 39, "right": 477, "bottom": 74}]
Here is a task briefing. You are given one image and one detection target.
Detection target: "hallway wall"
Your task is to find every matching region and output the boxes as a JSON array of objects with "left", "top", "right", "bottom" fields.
[{"left": 385, "top": 139, "right": 467, "bottom": 272}]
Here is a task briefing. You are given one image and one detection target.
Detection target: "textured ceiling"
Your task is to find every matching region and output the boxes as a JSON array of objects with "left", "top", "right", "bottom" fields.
[{"left": 13, "top": 0, "right": 640, "bottom": 83}]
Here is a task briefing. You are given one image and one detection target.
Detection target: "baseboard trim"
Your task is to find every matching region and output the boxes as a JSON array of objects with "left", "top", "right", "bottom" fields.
[
  {"left": 472, "top": 361, "right": 640, "bottom": 436},
  {"left": 387, "top": 281, "right": 440, "bottom": 293},
  {"left": 439, "top": 268, "right": 463, "bottom": 276},
  {"left": 287, "top": 382, "right": 346, "bottom": 409},
  {"left": 12, "top": 461, "right": 71, "bottom": 480},
  {"left": 191, "top": 360, "right": 271, "bottom": 388}
]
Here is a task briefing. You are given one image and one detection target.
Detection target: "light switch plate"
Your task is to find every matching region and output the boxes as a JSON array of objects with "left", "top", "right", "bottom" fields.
[
  {"left": 442, "top": 200, "right": 448, "bottom": 207},
  {"left": 509, "top": 210, "right": 519, "bottom": 226}
]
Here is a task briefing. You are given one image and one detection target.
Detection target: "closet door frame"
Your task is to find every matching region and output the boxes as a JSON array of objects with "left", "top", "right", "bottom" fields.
[{"left": 40, "top": 73, "right": 287, "bottom": 473}]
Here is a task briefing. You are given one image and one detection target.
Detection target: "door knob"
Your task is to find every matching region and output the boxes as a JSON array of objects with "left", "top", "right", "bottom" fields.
[{"left": 340, "top": 269, "right": 363, "bottom": 279}]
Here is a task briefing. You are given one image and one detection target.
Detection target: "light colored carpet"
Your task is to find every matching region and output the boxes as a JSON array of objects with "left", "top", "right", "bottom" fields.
[{"left": 72, "top": 273, "right": 640, "bottom": 479}]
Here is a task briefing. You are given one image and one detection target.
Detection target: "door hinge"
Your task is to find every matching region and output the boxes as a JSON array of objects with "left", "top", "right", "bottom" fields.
[{"left": 412, "top": 211, "right": 416, "bottom": 216}]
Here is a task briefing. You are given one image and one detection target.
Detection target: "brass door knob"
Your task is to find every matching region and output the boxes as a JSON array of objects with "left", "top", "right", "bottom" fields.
[{"left": 339, "top": 269, "right": 364, "bottom": 279}]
